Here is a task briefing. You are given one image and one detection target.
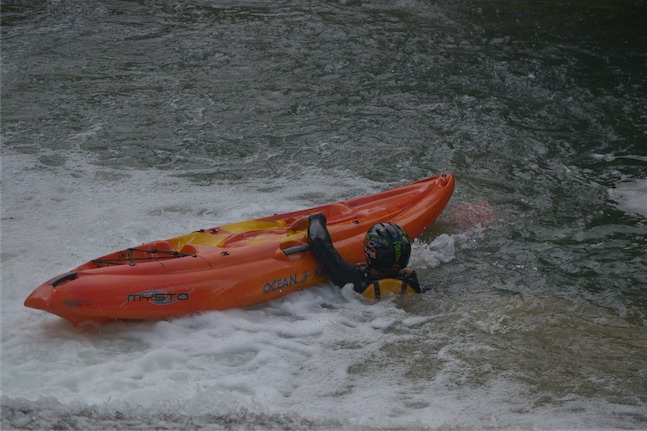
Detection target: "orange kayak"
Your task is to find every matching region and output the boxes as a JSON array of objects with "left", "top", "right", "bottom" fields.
[{"left": 25, "top": 174, "right": 455, "bottom": 325}]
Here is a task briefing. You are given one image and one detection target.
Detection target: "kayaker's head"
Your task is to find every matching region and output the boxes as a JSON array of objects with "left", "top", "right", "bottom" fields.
[{"left": 363, "top": 222, "right": 412, "bottom": 274}]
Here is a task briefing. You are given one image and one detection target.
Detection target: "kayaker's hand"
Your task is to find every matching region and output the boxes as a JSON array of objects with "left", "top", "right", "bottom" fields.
[
  {"left": 306, "top": 213, "right": 329, "bottom": 245},
  {"left": 308, "top": 213, "right": 327, "bottom": 225}
]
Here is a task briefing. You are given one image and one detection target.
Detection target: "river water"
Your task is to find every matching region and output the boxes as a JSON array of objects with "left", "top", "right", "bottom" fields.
[{"left": 1, "top": 1, "right": 646, "bottom": 429}]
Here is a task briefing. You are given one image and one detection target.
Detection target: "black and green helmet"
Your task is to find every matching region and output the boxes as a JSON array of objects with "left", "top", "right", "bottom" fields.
[{"left": 363, "top": 222, "right": 412, "bottom": 273}]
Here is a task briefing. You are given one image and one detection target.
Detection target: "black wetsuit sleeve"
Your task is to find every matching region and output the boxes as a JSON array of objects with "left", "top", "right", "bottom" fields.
[
  {"left": 407, "top": 270, "right": 422, "bottom": 293},
  {"left": 307, "top": 213, "right": 367, "bottom": 291}
]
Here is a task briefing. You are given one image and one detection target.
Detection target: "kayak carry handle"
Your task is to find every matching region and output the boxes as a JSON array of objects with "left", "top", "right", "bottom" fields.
[{"left": 282, "top": 244, "right": 310, "bottom": 256}]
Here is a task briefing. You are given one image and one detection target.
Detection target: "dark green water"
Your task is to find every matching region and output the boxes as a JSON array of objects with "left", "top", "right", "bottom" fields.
[{"left": 2, "top": 1, "right": 646, "bottom": 429}]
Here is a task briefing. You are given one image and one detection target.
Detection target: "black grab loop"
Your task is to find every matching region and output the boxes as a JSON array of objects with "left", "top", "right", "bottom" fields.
[{"left": 48, "top": 272, "right": 78, "bottom": 287}]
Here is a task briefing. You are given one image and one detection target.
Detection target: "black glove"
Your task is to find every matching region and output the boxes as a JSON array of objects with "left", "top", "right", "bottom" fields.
[
  {"left": 309, "top": 213, "right": 326, "bottom": 225},
  {"left": 307, "top": 213, "right": 331, "bottom": 247}
]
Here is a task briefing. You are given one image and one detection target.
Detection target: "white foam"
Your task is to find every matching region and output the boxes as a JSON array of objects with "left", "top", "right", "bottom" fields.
[
  {"left": 593, "top": 153, "right": 647, "bottom": 164},
  {"left": 608, "top": 178, "right": 647, "bottom": 219},
  {"left": 410, "top": 226, "right": 486, "bottom": 271}
]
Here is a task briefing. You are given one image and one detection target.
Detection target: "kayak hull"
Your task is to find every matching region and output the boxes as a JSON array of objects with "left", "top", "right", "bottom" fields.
[{"left": 25, "top": 174, "right": 455, "bottom": 325}]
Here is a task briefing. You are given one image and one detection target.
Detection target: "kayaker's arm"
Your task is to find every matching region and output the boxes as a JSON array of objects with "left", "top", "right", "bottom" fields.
[{"left": 307, "top": 213, "right": 368, "bottom": 291}]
